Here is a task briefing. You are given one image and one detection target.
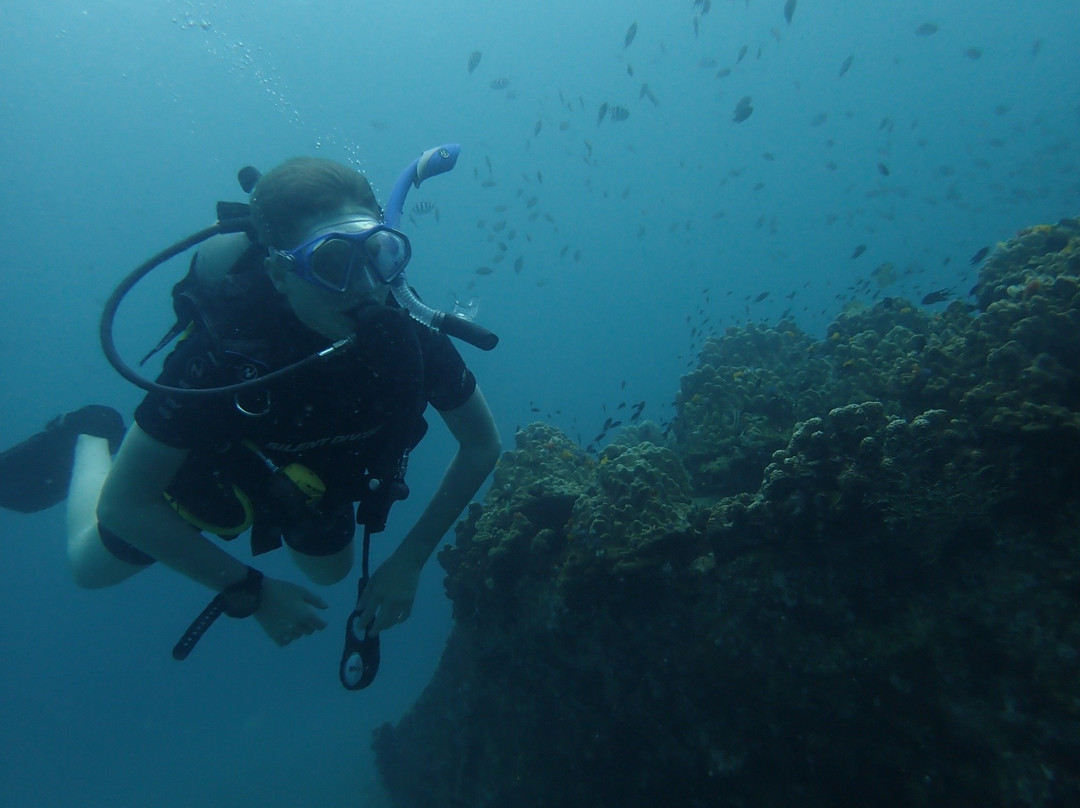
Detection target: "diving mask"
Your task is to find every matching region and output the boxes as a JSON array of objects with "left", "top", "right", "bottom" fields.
[{"left": 275, "top": 218, "right": 412, "bottom": 293}]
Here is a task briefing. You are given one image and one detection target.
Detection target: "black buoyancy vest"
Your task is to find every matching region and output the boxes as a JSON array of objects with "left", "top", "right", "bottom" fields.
[{"left": 150, "top": 234, "right": 428, "bottom": 543}]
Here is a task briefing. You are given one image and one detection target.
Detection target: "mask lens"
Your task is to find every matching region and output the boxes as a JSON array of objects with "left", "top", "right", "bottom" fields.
[
  {"left": 363, "top": 230, "right": 410, "bottom": 282},
  {"left": 308, "top": 238, "right": 355, "bottom": 292}
]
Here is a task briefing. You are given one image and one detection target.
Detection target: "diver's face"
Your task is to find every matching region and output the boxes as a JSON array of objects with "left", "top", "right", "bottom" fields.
[{"left": 268, "top": 204, "right": 391, "bottom": 339}]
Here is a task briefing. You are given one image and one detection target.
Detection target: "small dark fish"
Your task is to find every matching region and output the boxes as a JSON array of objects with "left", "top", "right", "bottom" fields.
[
  {"left": 715, "top": 67, "right": 732, "bottom": 79},
  {"left": 467, "top": 51, "right": 482, "bottom": 74},
  {"left": 969, "top": 246, "right": 990, "bottom": 265},
  {"left": 534, "top": 120, "right": 543, "bottom": 136},
  {"left": 877, "top": 162, "right": 890, "bottom": 176},
  {"left": 753, "top": 291, "right": 770, "bottom": 303},
  {"left": 624, "top": 22, "right": 638, "bottom": 48},
  {"left": 411, "top": 201, "right": 436, "bottom": 215},
  {"left": 475, "top": 266, "right": 494, "bottom": 276},
  {"left": 608, "top": 105, "right": 630, "bottom": 122},
  {"left": 964, "top": 47, "right": 983, "bottom": 60},
  {"left": 810, "top": 111, "right": 828, "bottom": 127},
  {"left": 732, "top": 96, "right": 753, "bottom": 123},
  {"left": 736, "top": 44, "right": 748, "bottom": 64},
  {"left": 597, "top": 102, "right": 609, "bottom": 125},
  {"left": 915, "top": 22, "right": 939, "bottom": 36},
  {"left": 850, "top": 244, "right": 867, "bottom": 259},
  {"left": 838, "top": 54, "right": 854, "bottom": 76},
  {"left": 784, "top": 0, "right": 797, "bottom": 25},
  {"left": 514, "top": 257, "right": 524, "bottom": 273},
  {"left": 490, "top": 77, "right": 510, "bottom": 90},
  {"left": 921, "top": 288, "right": 953, "bottom": 305}
]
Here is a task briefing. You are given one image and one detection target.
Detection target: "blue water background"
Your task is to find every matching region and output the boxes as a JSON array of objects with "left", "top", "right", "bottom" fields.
[{"left": 1, "top": 1, "right": 1078, "bottom": 805}]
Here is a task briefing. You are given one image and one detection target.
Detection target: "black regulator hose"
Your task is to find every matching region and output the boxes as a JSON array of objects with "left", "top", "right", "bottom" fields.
[{"left": 99, "top": 217, "right": 355, "bottom": 398}]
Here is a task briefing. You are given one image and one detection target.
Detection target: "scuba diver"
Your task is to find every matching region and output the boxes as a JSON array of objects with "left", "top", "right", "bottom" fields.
[{"left": 0, "top": 149, "right": 501, "bottom": 689}]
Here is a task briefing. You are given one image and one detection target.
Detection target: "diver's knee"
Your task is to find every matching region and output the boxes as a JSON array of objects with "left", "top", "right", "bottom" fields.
[
  {"left": 67, "top": 525, "right": 148, "bottom": 588},
  {"left": 290, "top": 543, "right": 354, "bottom": 585},
  {"left": 69, "top": 561, "right": 114, "bottom": 590},
  {"left": 301, "top": 560, "right": 351, "bottom": 586}
]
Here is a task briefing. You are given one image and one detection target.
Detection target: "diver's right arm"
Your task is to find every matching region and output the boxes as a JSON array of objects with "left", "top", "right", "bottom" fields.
[{"left": 96, "top": 424, "right": 327, "bottom": 645}]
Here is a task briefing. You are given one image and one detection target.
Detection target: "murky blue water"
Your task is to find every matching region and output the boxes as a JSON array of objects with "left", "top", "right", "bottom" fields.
[{"left": 2, "top": 1, "right": 1078, "bottom": 805}]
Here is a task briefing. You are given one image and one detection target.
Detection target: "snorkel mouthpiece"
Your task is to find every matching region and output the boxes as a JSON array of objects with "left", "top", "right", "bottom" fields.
[
  {"left": 384, "top": 144, "right": 498, "bottom": 351},
  {"left": 389, "top": 276, "right": 499, "bottom": 350}
]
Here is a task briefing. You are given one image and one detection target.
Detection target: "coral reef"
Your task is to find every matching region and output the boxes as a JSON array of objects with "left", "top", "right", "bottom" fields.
[{"left": 374, "top": 217, "right": 1080, "bottom": 807}]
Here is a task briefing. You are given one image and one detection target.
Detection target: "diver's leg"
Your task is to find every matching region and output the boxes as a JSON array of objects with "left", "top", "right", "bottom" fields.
[
  {"left": 66, "top": 435, "right": 147, "bottom": 588},
  {"left": 289, "top": 541, "right": 355, "bottom": 586}
]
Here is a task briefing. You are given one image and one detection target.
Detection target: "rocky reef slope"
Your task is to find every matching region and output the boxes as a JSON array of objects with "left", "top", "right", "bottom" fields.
[{"left": 374, "top": 217, "right": 1080, "bottom": 807}]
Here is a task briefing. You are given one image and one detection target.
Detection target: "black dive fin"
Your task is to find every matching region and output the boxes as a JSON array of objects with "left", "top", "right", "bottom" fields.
[{"left": 0, "top": 406, "right": 124, "bottom": 513}]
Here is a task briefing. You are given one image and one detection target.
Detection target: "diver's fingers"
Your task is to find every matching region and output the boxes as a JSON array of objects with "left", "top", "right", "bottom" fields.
[
  {"left": 372, "top": 605, "right": 410, "bottom": 634},
  {"left": 356, "top": 603, "right": 377, "bottom": 635}
]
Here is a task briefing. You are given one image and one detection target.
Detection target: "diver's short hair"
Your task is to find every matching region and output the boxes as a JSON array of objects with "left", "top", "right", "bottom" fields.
[{"left": 250, "top": 157, "right": 381, "bottom": 248}]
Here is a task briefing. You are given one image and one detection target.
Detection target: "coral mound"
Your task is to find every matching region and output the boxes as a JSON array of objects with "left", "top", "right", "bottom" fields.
[{"left": 374, "top": 217, "right": 1080, "bottom": 808}]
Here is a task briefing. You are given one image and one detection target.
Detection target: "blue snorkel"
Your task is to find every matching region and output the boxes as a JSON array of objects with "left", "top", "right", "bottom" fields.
[{"left": 384, "top": 145, "right": 499, "bottom": 351}]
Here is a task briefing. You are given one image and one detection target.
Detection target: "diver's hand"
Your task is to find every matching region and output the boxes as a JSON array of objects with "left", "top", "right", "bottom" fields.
[
  {"left": 254, "top": 577, "right": 329, "bottom": 646},
  {"left": 356, "top": 552, "right": 422, "bottom": 635}
]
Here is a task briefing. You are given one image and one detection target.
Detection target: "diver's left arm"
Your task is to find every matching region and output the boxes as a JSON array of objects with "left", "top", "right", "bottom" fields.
[{"left": 356, "top": 385, "right": 500, "bottom": 633}]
